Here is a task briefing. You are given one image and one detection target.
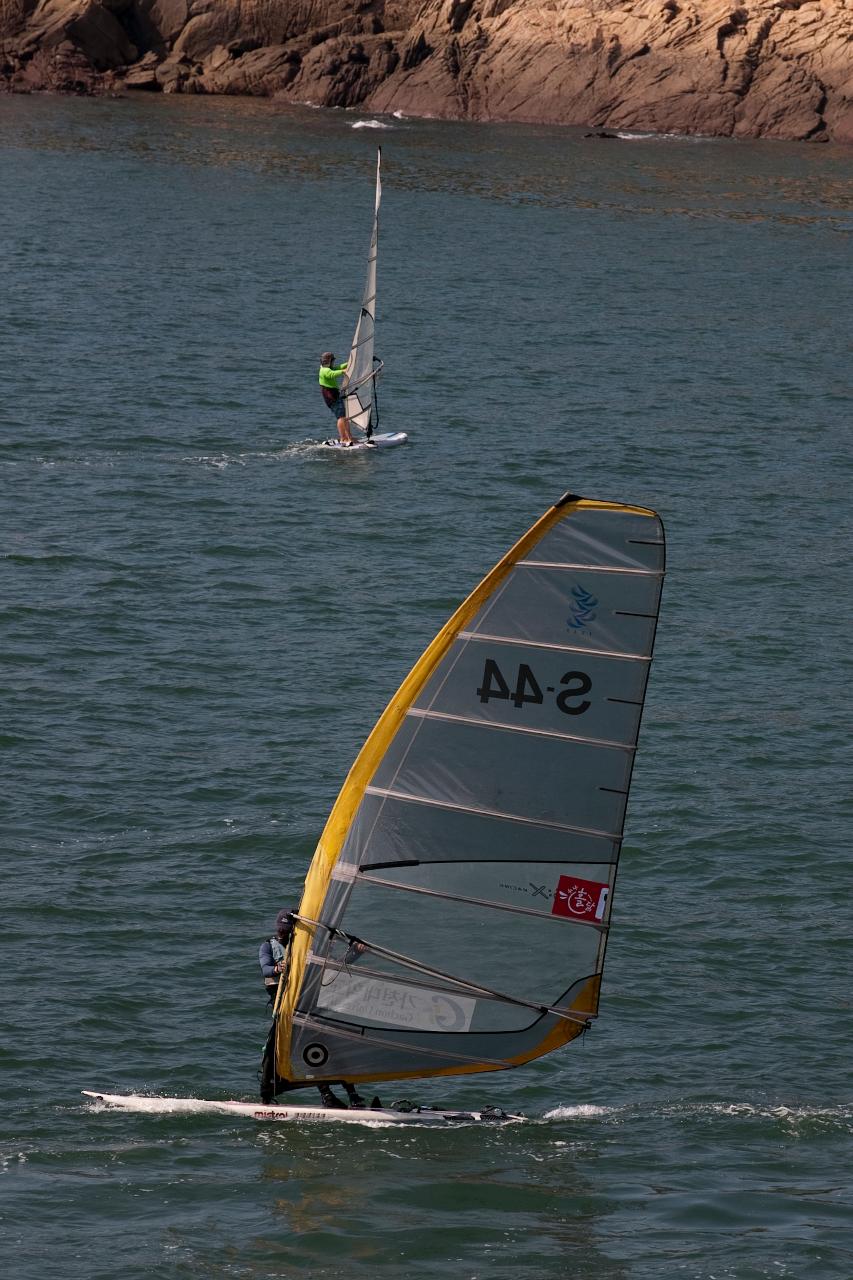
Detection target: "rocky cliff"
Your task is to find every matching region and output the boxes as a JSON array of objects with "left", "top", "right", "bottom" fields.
[{"left": 2, "top": 0, "right": 851, "bottom": 142}]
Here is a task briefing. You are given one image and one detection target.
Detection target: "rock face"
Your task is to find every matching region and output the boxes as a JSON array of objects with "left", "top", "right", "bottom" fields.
[{"left": 2, "top": 0, "right": 851, "bottom": 142}]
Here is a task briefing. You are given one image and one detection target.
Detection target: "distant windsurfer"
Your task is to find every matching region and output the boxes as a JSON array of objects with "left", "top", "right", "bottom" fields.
[
  {"left": 318, "top": 351, "right": 354, "bottom": 446},
  {"left": 259, "top": 907, "right": 367, "bottom": 1109}
]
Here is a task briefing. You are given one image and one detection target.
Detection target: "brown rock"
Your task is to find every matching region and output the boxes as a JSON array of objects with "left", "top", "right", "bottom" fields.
[
  {"left": 122, "top": 48, "right": 159, "bottom": 86},
  {"left": 1, "top": 0, "right": 851, "bottom": 144},
  {"left": 66, "top": 2, "right": 137, "bottom": 68},
  {"left": 197, "top": 43, "right": 300, "bottom": 95},
  {"left": 146, "top": 0, "right": 191, "bottom": 46},
  {"left": 154, "top": 48, "right": 190, "bottom": 90}
]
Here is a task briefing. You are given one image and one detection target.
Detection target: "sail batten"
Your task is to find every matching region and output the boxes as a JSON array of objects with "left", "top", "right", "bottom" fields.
[
  {"left": 354, "top": 871, "right": 613, "bottom": 927},
  {"left": 363, "top": 785, "right": 625, "bottom": 840},
  {"left": 404, "top": 704, "right": 638, "bottom": 751},
  {"left": 457, "top": 630, "right": 653, "bottom": 660},
  {"left": 518, "top": 560, "right": 663, "bottom": 575},
  {"left": 273, "top": 497, "right": 665, "bottom": 1088}
]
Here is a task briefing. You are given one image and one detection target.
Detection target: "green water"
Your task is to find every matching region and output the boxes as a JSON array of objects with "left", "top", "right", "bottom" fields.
[{"left": 3, "top": 93, "right": 852, "bottom": 1279}]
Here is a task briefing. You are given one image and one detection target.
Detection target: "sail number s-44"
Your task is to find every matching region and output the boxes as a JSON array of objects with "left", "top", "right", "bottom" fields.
[{"left": 476, "top": 659, "right": 592, "bottom": 715}]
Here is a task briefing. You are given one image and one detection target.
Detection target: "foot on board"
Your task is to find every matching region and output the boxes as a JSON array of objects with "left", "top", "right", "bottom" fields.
[{"left": 318, "top": 1086, "right": 348, "bottom": 1108}]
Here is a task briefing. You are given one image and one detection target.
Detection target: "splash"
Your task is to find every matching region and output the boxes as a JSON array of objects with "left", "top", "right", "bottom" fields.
[
  {"left": 543, "top": 1103, "right": 614, "bottom": 1120},
  {"left": 615, "top": 130, "right": 711, "bottom": 142},
  {"left": 540, "top": 1099, "right": 853, "bottom": 1134}
]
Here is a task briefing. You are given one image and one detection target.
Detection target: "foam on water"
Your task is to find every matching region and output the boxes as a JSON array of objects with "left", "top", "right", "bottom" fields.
[
  {"left": 614, "top": 130, "right": 715, "bottom": 142},
  {"left": 543, "top": 1103, "right": 614, "bottom": 1120}
]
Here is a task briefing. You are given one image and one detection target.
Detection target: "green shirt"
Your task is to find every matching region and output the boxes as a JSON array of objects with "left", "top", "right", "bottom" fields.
[{"left": 318, "top": 362, "right": 349, "bottom": 389}]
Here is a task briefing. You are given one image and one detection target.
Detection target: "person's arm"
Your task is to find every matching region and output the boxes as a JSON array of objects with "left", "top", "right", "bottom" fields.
[{"left": 259, "top": 940, "right": 277, "bottom": 979}]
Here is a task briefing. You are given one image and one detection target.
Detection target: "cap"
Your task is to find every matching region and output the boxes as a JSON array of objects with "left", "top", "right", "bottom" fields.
[{"left": 276, "top": 908, "right": 297, "bottom": 931}]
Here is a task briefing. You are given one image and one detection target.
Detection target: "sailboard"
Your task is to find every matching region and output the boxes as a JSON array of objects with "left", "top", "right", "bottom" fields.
[
  {"left": 319, "top": 148, "right": 407, "bottom": 453},
  {"left": 320, "top": 432, "right": 407, "bottom": 453},
  {"left": 82, "top": 1091, "right": 522, "bottom": 1126},
  {"left": 262, "top": 493, "right": 665, "bottom": 1103}
]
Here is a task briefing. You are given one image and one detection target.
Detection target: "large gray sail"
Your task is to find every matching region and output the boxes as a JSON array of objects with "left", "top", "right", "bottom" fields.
[{"left": 276, "top": 496, "right": 665, "bottom": 1087}]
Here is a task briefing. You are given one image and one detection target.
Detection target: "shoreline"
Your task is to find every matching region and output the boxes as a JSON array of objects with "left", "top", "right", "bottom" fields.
[{"left": 2, "top": 0, "right": 851, "bottom": 145}]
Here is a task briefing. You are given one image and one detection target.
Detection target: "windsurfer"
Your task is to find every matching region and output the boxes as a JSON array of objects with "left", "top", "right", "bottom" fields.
[
  {"left": 259, "top": 908, "right": 367, "bottom": 1109},
  {"left": 318, "top": 352, "right": 354, "bottom": 445},
  {"left": 259, "top": 907, "right": 296, "bottom": 1001}
]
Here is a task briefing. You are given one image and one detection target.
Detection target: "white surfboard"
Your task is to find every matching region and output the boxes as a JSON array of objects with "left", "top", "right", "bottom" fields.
[
  {"left": 82, "top": 1091, "right": 522, "bottom": 1126},
  {"left": 319, "top": 432, "right": 408, "bottom": 452}
]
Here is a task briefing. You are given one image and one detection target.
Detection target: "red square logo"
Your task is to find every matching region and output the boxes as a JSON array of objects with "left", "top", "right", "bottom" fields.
[{"left": 552, "top": 875, "right": 609, "bottom": 922}]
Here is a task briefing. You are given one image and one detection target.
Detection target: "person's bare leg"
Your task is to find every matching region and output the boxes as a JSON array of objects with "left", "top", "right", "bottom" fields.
[{"left": 337, "top": 412, "right": 354, "bottom": 445}]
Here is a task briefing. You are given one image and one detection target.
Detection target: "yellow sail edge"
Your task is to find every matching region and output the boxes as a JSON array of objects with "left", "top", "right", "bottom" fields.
[{"left": 276, "top": 496, "right": 656, "bottom": 1083}]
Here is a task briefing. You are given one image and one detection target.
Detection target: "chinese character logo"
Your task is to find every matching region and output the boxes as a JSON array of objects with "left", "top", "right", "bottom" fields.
[{"left": 551, "top": 875, "right": 609, "bottom": 921}]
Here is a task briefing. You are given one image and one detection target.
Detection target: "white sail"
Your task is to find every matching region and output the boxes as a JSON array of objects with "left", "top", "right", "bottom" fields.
[
  {"left": 343, "top": 150, "right": 382, "bottom": 437},
  {"left": 268, "top": 495, "right": 665, "bottom": 1093}
]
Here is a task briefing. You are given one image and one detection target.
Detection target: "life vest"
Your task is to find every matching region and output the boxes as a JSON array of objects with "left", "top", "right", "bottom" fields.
[{"left": 265, "top": 935, "right": 292, "bottom": 991}]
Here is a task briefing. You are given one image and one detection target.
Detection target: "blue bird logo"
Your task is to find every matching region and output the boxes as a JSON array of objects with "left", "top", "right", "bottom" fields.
[{"left": 567, "top": 584, "right": 598, "bottom": 632}]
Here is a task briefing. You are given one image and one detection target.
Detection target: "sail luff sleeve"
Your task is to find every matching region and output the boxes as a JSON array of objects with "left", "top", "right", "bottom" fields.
[{"left": 277, "top": 497, "right": 665, "bottom": 1086}]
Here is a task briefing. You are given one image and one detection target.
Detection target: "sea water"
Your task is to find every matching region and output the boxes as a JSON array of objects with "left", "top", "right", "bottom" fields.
[{"left": 2, "top": 93, "right": 852, "bottom": 1279}]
